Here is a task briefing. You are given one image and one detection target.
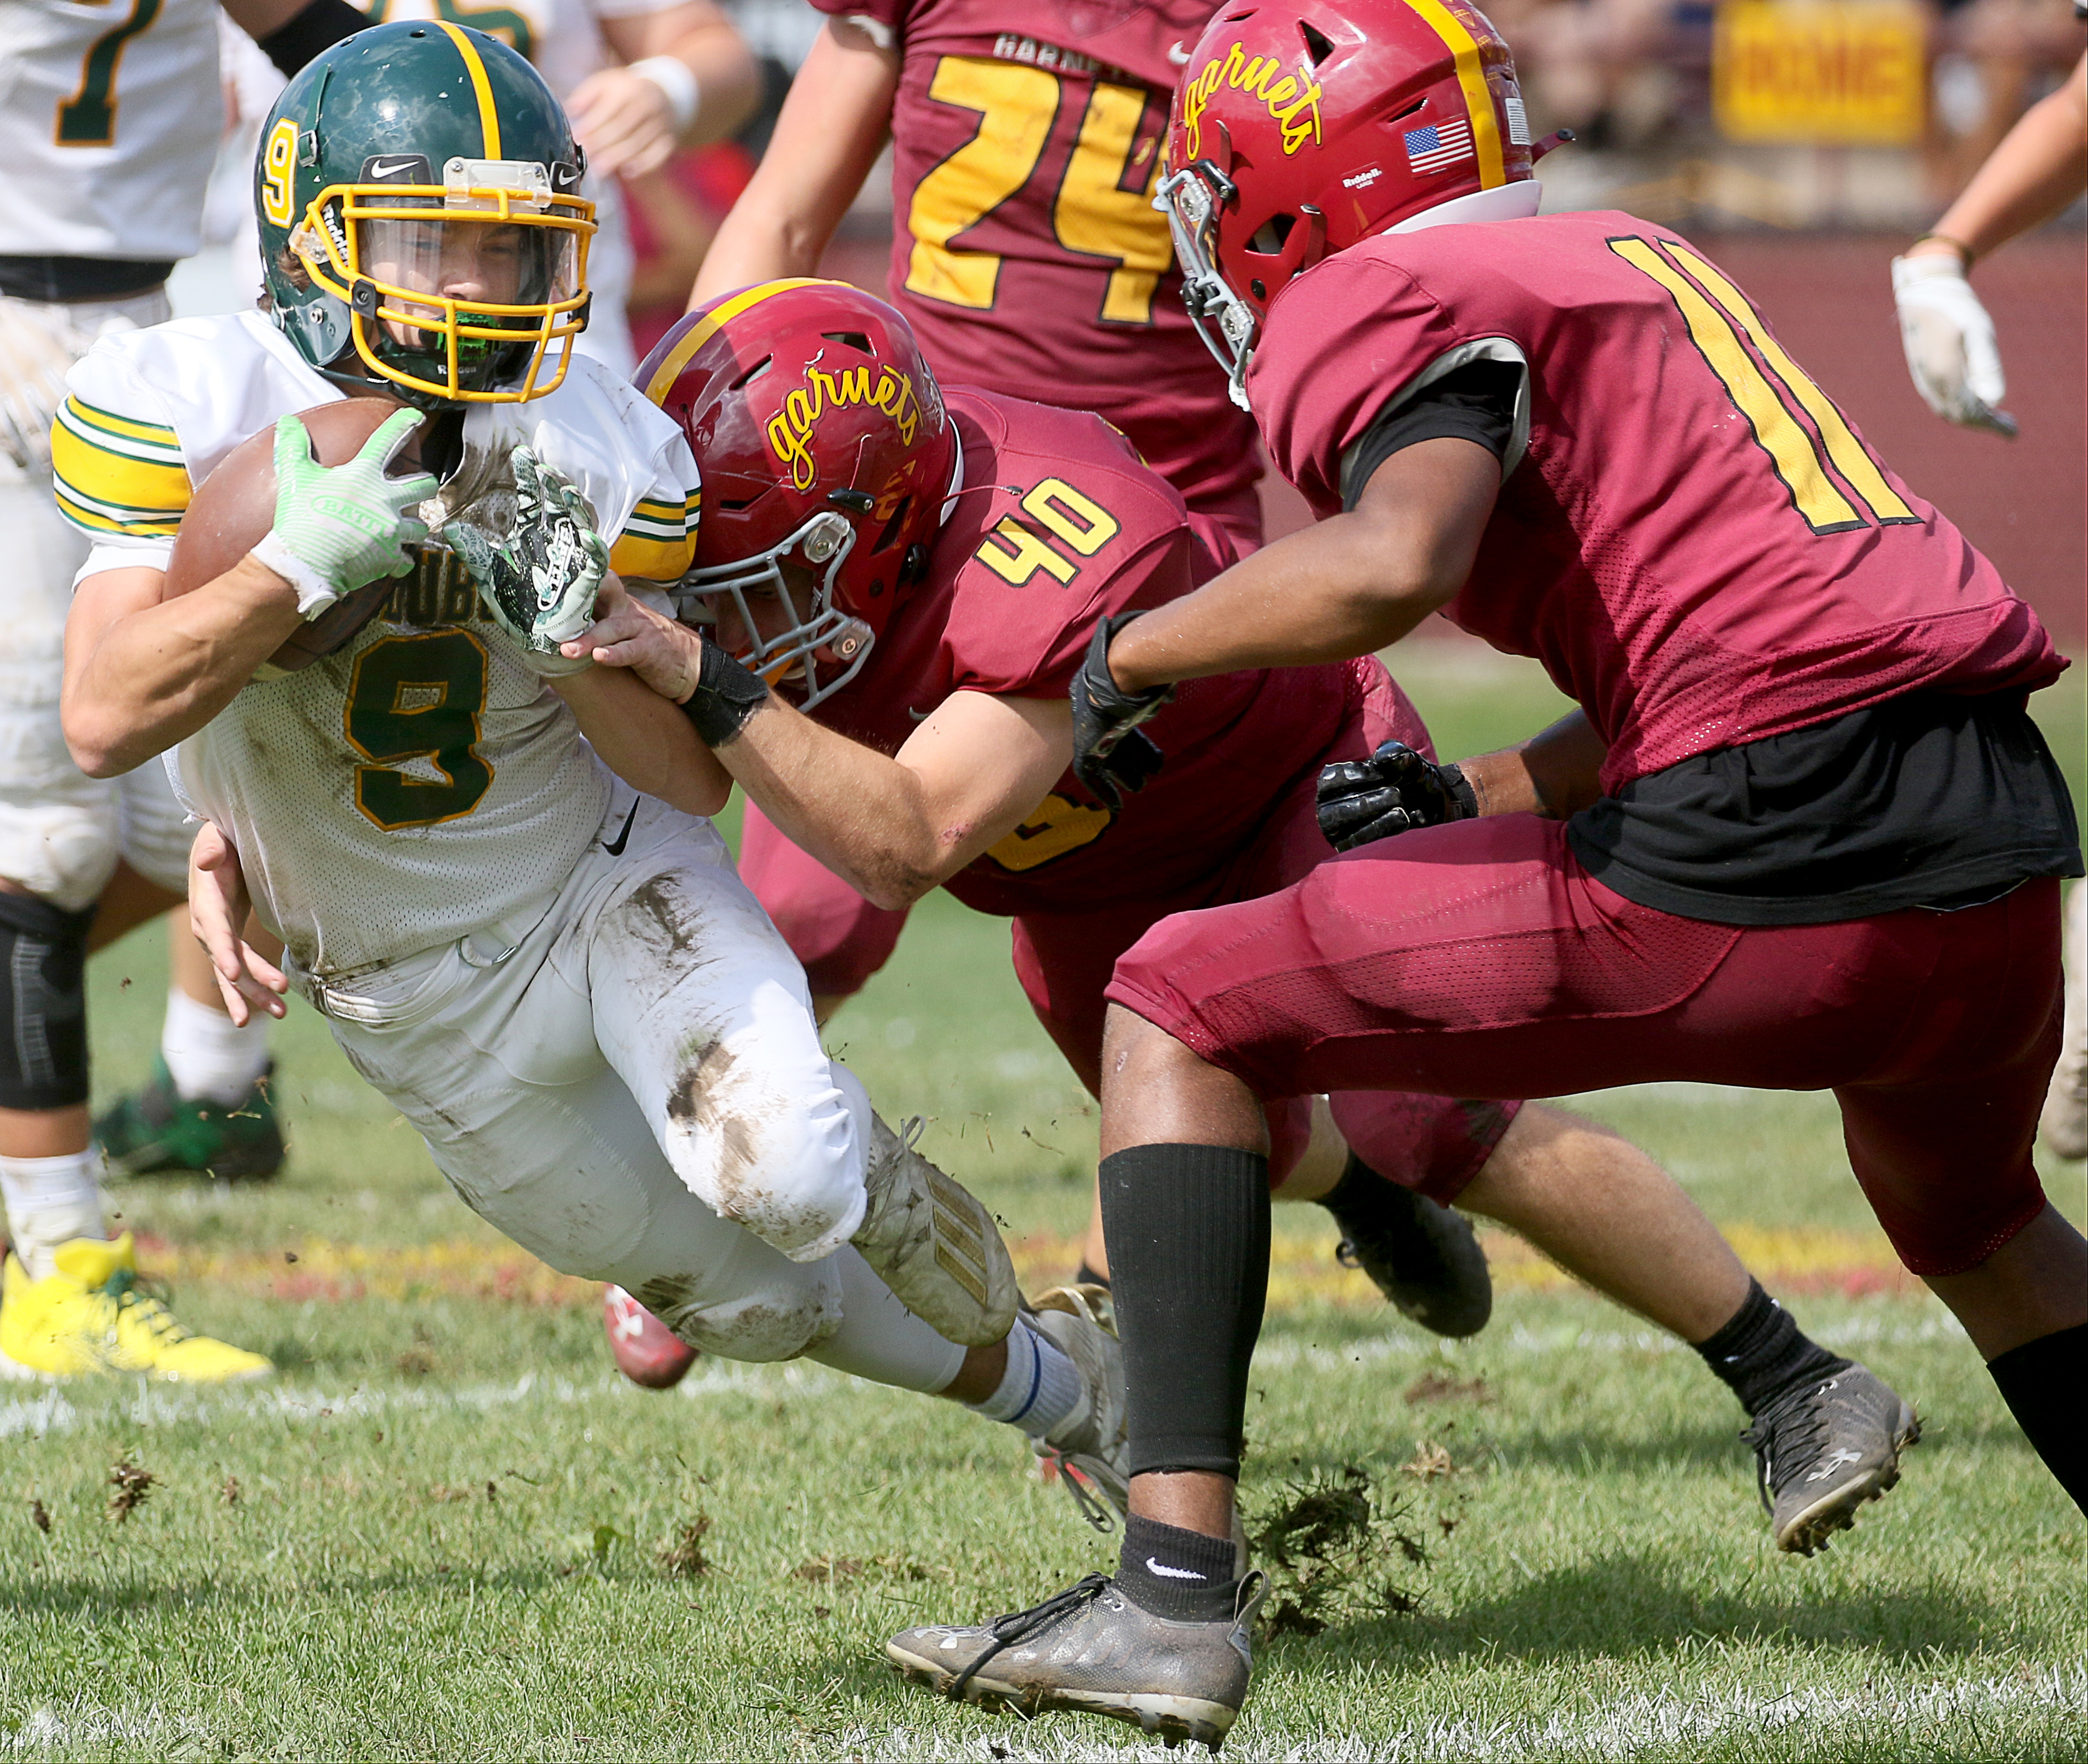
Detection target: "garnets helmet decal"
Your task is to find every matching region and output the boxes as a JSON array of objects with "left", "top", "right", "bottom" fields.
[
  {"left": 257, "top": 21, "right": 595, "bottom": 407},
  {"left": 1159, "top": 0, "right": 1539, "bottom": 406},
  {"left": 638, "top": 281, "right": 961, "bottom": 709}
]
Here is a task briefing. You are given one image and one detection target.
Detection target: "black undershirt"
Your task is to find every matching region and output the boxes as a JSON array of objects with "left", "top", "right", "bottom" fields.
[{"left": 1343, "top": 367, "right": 2084, "bottom": 925}]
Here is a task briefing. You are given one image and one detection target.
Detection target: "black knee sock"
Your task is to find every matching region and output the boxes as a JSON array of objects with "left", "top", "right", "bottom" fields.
[
  {"left": 1691, "top": 1279, "right": 1849, "bottom": 1417},
  {"left": 1098, "top": 1143, "right": 1270, "bottom": 1480},
  {"left": 1987, "top": 1322, "right": 2088, "bottom": 1514}
]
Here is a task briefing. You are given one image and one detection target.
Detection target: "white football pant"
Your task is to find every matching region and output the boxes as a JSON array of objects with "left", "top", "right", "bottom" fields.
[{"left": 308, "top": 789, "right": 962, "bottom": 1384}]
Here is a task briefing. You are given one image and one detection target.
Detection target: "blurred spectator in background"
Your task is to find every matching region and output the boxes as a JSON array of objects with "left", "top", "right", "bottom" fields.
[
  {"left": 623, "top": 141, "right": 755, "bottom": 360},
  {"left": 1489, "top": 0, "right": 1678, "bottom": 149}
]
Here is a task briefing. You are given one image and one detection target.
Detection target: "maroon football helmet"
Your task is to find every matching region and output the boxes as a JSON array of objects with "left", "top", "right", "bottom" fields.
[
  {"left": 637, "top": 279, "right": 961, "bottom": 706},
  {"left": 1161, "top": 0, "right": 1541, "bottom": 407}
]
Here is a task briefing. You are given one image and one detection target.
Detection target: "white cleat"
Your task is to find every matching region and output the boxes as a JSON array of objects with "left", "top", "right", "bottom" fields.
[{"left": 853, "top": 1114, "right": 1019, "bottom": 1346}]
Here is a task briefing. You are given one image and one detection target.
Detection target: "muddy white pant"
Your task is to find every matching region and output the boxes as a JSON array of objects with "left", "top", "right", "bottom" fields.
[{"left": 306, "top": 790, "right": 965, "bottom": 1388}]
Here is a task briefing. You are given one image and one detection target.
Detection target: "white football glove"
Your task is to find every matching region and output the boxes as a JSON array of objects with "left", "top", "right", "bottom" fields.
[
  {"left": 1890, "top": 254, "right": 2017, "bottom": 438},
  {"left": 0, "top": 299, "right": 93, "bottom": 473}
]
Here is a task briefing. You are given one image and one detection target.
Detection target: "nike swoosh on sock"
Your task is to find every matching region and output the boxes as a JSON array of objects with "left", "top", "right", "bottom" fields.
[{"left": 1146, "top": 1559, "right": 1207, "bottom": 1580}]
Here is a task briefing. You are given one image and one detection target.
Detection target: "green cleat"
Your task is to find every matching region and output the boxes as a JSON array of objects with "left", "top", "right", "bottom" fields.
[{"left": 94, "top": 1057, "right": 287, "bottom": 1181}]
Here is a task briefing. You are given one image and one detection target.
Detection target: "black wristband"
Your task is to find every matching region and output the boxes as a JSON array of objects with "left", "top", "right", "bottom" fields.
[
  {"left": 678, "top": 640, "right": 768, "bottom": 746},
  {"left": 254, "top": 0, "right": 369, "bottom": 76},
  {"left": 1437, "top": 762, "right": 1479, "bottom": 821}
]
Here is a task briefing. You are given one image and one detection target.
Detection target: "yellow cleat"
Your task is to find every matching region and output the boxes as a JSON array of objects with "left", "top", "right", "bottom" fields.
[{"left": 0, "top": 1233, "right": 272, "bottom": 1382}]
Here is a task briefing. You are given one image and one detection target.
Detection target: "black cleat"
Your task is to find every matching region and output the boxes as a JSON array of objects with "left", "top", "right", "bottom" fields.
[
  {"left": 888, "top": 1571, "right": 1267, "bottom": 1752},
  {"left": 1743, "top": 1361, "right": 1919, "bottom": 1555},
  {"left": 1326, "top": 1156, "right": 1491, "bottom": 1337}
]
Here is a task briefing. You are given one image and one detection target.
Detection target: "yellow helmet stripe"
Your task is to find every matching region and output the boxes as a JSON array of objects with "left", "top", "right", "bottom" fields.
[
  {"left": 434, "top": 20, "right": 503, "bottom": 159},
  {"left": 1405, "top": 0, "right": 1505, "bottom": 189},
  {"left": 642, "top": 278, "right": 842, "bottom": 402}
]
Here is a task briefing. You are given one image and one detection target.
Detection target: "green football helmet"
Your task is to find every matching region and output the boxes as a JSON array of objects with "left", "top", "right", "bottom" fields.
[{"left": 256, "top": 20, "right": 594, "bottom": 406}]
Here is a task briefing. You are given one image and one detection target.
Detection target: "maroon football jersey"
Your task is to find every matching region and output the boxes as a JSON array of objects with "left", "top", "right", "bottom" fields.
[
  {"left": 808, "top": 0, "right": 1259, "bottom": 519},
  {"left": 1249, "top": 212, "right": 2067, "bottom": 790},
  {"left": 811, "top": 387, "right": 1351, "bottom": 915}
]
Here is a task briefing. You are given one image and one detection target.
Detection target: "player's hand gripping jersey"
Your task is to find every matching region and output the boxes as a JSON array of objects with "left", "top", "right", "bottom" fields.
[
  {"left": 1248, "top": 214, "right": 2068, "bottom": 791},
  {"left": 57, "top": 311, "right": 699, "bottom": 974},
  {"left": 813, "top": 0, "right": 1259, "bottom": 519},
  {"left": 805, "top": 385, "right": 1348, "bottom": 916}
]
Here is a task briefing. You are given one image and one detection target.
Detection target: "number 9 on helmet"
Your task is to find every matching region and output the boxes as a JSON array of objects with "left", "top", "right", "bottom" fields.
[{"left": 636, "top": 280, "right": 962, "bottom": 709}]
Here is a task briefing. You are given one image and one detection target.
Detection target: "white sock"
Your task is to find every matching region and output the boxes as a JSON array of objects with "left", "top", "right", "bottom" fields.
[
  {"left": 966, "top": 1316, "right": 1081, "bottom": 1439},
  {"left": 804, "top": 1246, "right": 968, "bottom": 1392},
  {"left": 0, "top": 1151, "right": 106, "bottom": 1281},
  {"left": 160, "top": 987, "right": 270, "bottom": 1107}
]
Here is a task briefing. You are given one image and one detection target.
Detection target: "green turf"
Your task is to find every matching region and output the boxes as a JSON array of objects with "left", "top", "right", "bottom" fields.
[{"left": 2, "top": 651, "right": 2079, "bottom": 1761}]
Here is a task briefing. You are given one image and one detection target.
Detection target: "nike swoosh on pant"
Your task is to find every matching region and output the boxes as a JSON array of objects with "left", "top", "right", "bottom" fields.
[{"left": 602, "top": 803, "right": 640, "bottom": 856}]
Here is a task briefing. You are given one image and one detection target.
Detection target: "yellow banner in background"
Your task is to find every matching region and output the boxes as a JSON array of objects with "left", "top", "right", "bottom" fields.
[{"left": 1714, "top": 0, "right": 1927, "bottom": 146}]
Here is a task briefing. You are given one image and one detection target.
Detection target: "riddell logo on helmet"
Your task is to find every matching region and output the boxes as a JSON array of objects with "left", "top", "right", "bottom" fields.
[
  {"left": 1180, "top": 43, "right": 1324, "bottom": 158},
  {"left": 766, "top": 361, "right": 923, "bottom": 491}
]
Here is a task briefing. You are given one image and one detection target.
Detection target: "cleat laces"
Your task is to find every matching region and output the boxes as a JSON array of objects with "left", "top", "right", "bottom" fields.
[
  {"left": 949, "top": 1573, "right": 1112, "bottom": 1701},
  {"left": 97, "top": 1267, "right": 194, "bottom": 1353}
]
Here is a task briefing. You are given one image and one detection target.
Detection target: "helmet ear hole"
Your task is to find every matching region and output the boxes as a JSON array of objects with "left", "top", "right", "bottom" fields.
[
  {"left": 1300, "top": 21, "right": 1336, "bottom": 63},
  {"left": 821, "top": 331, "right": 874, "bottom": 353},
  {"left": 730, "top": 355, "right": 773, "bottom": 390},
  {"left": 871, "top": 495, "right": 913, "bottom": 553},
  {"left": 1248, "top": 214, "right": 1294, "bottom": 255}
]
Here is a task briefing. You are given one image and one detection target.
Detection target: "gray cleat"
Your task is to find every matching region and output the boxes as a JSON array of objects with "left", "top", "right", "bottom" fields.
[
  {"left": 1743, "top": 1361, "right": 1919, "bottom": 1555},
  {"left": 888, "top": 1571, "right": 1269, "bottom": 1752},
  {"left": 1027, "top": 1284, "right": 1128, "bottom": 1530}
]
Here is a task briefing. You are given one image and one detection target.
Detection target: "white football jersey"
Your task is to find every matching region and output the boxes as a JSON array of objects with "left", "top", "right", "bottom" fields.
[
  {"left": 58, "top": 311, "right": 701, "bottom": 975},
  {"left": 0, "top": 0, "right": 224, "bottom": 262}
]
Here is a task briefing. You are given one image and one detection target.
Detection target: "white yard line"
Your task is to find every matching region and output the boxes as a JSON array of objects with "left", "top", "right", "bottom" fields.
[
  {"left": 851, "top": 1667, "right": 2088, "bottom": 1762},
  {"left": 0, "top": 1310, "right": 1967, "bottom": 1441}
]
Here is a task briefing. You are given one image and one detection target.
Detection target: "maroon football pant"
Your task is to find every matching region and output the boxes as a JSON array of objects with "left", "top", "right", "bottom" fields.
[
  {"left": 1109, "top": 813, "right": 2062, "bottom": 1278},
  {"left": 735, "top": 658, "right": 1517, "bottom": 1201}
]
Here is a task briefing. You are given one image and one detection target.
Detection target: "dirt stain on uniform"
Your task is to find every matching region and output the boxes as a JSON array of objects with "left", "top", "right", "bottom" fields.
[
  {"left": 620, "top": 877, "right": 708, "bottom": 963},
  {"left": 669, "top": 1038, "right": 777, "bottom": 1226}
]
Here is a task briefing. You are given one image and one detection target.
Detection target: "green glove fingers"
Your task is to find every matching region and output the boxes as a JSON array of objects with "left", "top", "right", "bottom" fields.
[{"left": 253, "top": 409, "right": 441, "bottom": 615}]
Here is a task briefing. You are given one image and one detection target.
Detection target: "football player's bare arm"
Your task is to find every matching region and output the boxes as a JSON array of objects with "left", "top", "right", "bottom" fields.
[
  {"left": 219, "top": 0, "right": 310, "bottom": 33},
  {"left": 62, "top": 563, "right": 304, "bottom": 780},
  {"left": 574, "top": 3, "right": 762, "bottom": 179},
  {"left": 688, "top": 20, "right": 898, "bottom": 307},
  {"left": 1914, "top": 51, "right": 2088, "bottom": 263},
  {"left": 549, "top": 662, "right": 732, "bottom": 818},
  {"left": 574, "top": 587, "right": 1068, "bottom": 905},
  {"left": 1457, "top": 710, "right": 1609, "bottom": 821},
  {"left": 187, "top": 822, "right": 289, "bottom": 1029},
  {"left": 1103, "top": 438, "right": 1501, "bottom": 694},
  {"left": 725, "top": 689, "right": 1073, "bottom": 910}
]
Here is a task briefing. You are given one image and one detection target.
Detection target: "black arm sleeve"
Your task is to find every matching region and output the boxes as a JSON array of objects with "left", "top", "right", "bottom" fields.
[
  {"left": 251, "top": 0, "right": 368, "bottom": 76},
  {"left": 1340, "top": 358, "right": 1525, "bottom": 511}
]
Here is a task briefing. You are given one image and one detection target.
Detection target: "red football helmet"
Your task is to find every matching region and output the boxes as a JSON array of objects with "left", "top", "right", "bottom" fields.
[
  {"left": 1161, "top": 0, "right": 1540, "bottom": 406},
  {"left": 637, "top": 279, "right": 960, "bottom": 707}
]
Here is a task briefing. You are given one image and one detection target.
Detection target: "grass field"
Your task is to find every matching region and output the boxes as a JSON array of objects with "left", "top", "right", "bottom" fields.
[{"left": 2, "top": 650, "right": 2081, "bottom": 1761}]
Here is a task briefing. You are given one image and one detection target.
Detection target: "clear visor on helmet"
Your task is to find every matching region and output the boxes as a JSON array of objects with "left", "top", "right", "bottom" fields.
[
  {"left": 669, "top": 509, "right": 875, "bottom": 712},
  {"left": 359, "top": 214, "right": 580, "bottom": 315},
  {"left": 1156, "top": 162, "right": 1259, "bottom": 412},
  {"left": 298, "top": 160, "right": 595, "bottom": 402}
]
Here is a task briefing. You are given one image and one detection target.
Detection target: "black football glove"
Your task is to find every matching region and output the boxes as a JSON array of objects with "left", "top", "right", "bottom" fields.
[
  {"left": 1069, "top": 612, "right": 1172, "bottom": 810},
  {"left": 1316, "top": 738, "right": 1479, "bottom": 852}
]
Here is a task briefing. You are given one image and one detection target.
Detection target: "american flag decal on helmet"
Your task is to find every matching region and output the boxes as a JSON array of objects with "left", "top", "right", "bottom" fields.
[{"left": 1404, "top": 116, "right": 1474, "bottom": 174}]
